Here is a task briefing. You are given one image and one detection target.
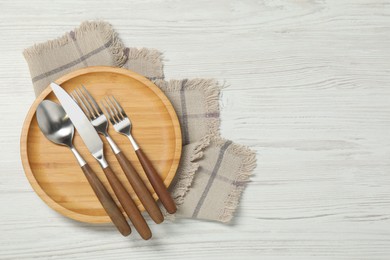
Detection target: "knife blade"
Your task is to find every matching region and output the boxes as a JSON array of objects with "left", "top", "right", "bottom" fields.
[{"left": 50, "top": 83, "right": 106, "bottom": 166}]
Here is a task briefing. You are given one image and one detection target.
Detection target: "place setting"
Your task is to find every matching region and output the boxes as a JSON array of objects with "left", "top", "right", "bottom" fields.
[
  {"left": 21, "top": 67, "right": 182, "bottom": 239},
  {"left": 20, "top": 21, "right": 256, "bottom": 242}
]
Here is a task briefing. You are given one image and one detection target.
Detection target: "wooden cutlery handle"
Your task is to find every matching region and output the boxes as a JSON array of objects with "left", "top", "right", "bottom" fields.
[
  {"left": 115, "top": 151, "right": 164, "bottom": 224},
  {"left": 103, "top": 165, "right": 152, "bottom": 240},
  {"left": 81, "top": 163, "right": 131, "bottom": 236},
  {"left": 135, "top": 149, "right": 177, "bottom": 214}
]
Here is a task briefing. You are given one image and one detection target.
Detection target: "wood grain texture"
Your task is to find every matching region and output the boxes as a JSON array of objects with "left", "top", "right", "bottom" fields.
[
  {"left": 1, "top": 0, "right": 390, "bottom": 259},
  {"left": 20, "top": 66, "right": 181, "bottom": 223},
  {"left": 115, "top": 151, "right": 164, "bottom": 224},
  {"left": 80, "top": 163, "right": 131, "bottom": 236},
  {"left": 102, "top": 165, "right": 151, "bottom": 240},
  {"left": 135, "top": 148, "right": 177, "bottom": 214}
]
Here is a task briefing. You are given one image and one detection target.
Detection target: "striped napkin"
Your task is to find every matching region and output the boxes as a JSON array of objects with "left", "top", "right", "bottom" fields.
[{"left": 23, "top": 21, "right": 256, "bottom": 223}]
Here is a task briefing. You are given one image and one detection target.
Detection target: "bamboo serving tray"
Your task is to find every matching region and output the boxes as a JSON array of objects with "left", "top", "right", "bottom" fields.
[{"left": 20, "top": 66, "right": 182, "bottom": 223}]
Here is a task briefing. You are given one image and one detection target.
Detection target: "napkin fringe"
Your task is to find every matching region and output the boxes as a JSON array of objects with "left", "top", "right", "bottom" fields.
[
  {"left": 185, "top": 79, "right": 221, "bottom": 136},
  {"left": 23, "top": 33, "right": 70, "bottom": 59},
  {"left": 126, "top": 47, "right": 164, "bottom": 63},
  {"left": 23, "top": 21, "right": 127, "bottom": 67},
  {"left": 77, "top": 21, "right": 127, "bottom": 66},
  {"left": 164, "top": 135, "right": 211, "bottom": 220},
  {"left": 157, "top": 79, "right": 222, "bottom": 135},
  {"left": 172, "top": 135, "right": 210, "bottom": 206},
  {"left": 185, "top": 79, "right": 220, "bottom": 113},
  {"left": 209, "top": 136, "right": 257, "bottom": 223}
]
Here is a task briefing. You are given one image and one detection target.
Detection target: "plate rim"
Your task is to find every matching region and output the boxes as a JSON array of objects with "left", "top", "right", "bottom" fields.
[{"left": 20, "top": 66, "right": 182, "bottom": 223}]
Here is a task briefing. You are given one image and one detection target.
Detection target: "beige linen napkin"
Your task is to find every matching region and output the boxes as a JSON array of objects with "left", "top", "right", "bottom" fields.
[{"left": 23, "top": 21, "right": 256, "bottom": 223}]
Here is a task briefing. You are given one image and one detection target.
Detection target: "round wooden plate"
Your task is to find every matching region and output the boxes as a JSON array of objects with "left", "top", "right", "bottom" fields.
[{"left": 20, "top": 66, "right": 182, "bottom": 223}]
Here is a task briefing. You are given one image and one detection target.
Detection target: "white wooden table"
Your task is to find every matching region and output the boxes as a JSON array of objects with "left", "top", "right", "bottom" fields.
[{"left": 1, "top": 0, "right": 390, "bottom": 259}]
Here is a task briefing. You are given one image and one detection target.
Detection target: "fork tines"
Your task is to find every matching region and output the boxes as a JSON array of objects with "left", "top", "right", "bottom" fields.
[
  {"left": 101, "top": 96, "right": 128, "bottom": 124},
  {"left": 71, "top": 85, "right": 103, "bottom": 120}
]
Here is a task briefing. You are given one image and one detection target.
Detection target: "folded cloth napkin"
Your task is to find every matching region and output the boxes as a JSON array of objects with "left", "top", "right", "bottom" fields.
[{"left": 23, "top": 21, "right": 256, "bottom": 223}]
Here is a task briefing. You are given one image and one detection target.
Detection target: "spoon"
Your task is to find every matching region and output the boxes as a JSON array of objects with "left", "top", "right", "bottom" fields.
[{"left": 36, "top": 100, "right": 131, "bottom": 236}]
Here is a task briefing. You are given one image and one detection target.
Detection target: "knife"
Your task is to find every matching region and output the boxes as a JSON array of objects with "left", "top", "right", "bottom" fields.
[{"left": 51, "top": 83, "right": 152, "bottom": 240}]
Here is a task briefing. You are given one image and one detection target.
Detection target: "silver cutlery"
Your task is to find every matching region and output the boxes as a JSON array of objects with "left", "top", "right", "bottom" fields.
[
  {"left": 36, "top": 100, "right": 131, "bottom": 236},
  {"left": 50, "top": 83, "right": 151, "bottom": 240},
  {"left": 102, "top": 96, "right": 177, "bottom": 214},
  {"left": 71, "top": 85, "right": 164, "bottom": 224}
]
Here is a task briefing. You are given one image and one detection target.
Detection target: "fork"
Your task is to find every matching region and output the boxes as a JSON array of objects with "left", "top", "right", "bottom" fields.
[
  {"left": 71, "top": 86, "right": 164, "bottom": 234},
  {"left": 102, "top": 95, "right": 177, "bottom": 214}
]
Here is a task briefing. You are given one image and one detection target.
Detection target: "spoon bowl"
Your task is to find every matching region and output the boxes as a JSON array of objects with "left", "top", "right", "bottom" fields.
[{"left": 36, "top": 100, "right": 74, "bottom": 148}]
